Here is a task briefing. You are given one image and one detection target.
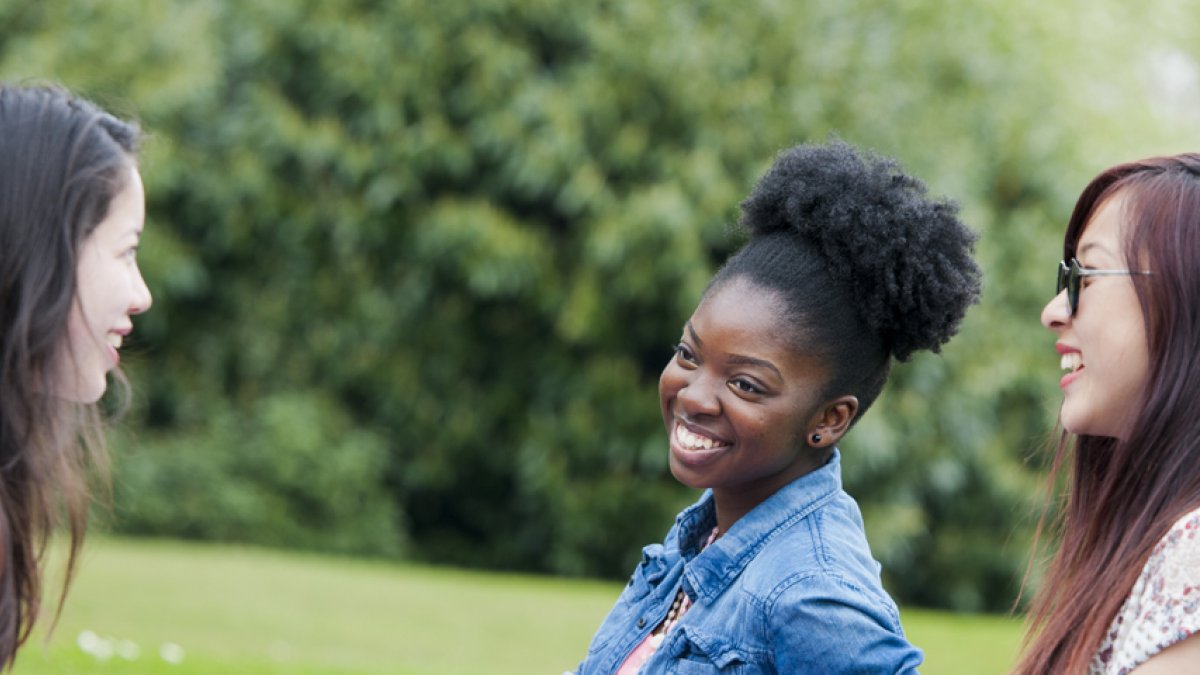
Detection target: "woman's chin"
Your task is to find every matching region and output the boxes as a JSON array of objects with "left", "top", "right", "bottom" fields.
[
  {"left": 1059, "top": 411, "right": 1127, "bottom": 441},
  {"left": 668, "top": 455, "right": 704, "bottom": 489},
  {"left": 53, "top": 374, "right": 107, "bottom": 404}
]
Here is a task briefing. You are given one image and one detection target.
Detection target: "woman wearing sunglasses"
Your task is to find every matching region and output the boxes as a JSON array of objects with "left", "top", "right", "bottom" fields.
[
  {"left": 0, "top": 84, "right": 151, "bottom": 669},
  {"left": 1017, "top": 154, "right": 1200, "bottom": 673},
  {"left": 573, "top": 140, "right": 980, "bottom": 673}
]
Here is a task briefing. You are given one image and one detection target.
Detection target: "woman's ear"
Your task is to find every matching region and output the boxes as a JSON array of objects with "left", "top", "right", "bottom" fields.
[{"left": 806, "top": 396, "right": 859, "bottom": 448}]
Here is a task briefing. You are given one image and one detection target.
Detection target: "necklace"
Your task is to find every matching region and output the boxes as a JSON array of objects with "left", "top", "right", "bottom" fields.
[
  {"left": 646, "top": 525, "right": 720, "bottom": 647},
  {"left": 649, "top": 588, "right": 689, "bottom": 647},
  {"left": 619, "top": 526, "right": 722, "bottom": 674}
]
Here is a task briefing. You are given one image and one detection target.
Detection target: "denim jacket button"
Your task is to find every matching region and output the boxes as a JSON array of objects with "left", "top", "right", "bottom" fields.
[{"left": 636, "top": 617, "right": 647, "bottom": 629}]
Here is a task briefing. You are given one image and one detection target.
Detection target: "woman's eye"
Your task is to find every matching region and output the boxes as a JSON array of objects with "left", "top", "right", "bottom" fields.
[
  {"left": 731, "top": 379, "right": 763, "bottom": 395},
  {"left": 673, "top": 343, "right": 696, "bottom": 363}
]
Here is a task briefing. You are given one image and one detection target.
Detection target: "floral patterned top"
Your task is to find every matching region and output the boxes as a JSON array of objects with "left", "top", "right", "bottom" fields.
[{"left": 1091, "top": 508, "right": 1200, "bottom": 674}]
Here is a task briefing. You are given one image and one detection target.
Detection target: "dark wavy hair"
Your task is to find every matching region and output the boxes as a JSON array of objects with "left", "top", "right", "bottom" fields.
[
  {"left": 0, "top": 84, "right": 140, "bottom": 668},
  {"left": 1017, "top": 153, "right": 1200, "bottom": 674},
  {"left": 709, "top": 139, "right": 980, "bottom": 418}
]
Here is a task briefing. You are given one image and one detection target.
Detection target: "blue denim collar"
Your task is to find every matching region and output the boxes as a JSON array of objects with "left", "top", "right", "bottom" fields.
[{"left": 674, "top": 450, "right": 844, "bottom": 604}]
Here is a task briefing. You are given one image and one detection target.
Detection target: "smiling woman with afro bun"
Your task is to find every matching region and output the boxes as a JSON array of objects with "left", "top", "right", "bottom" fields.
[{"left": 574, "top": 139, "right": 980, "bottom": 674}]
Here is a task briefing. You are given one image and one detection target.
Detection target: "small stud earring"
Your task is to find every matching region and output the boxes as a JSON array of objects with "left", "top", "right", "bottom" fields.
[{"left": 811, "top": 433, "right": 822, "bottom": 444}]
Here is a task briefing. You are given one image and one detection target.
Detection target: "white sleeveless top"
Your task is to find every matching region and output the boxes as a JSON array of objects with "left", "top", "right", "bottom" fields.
[{"left": 1090, "top": 508, "right": 1200, "bottom": 674}]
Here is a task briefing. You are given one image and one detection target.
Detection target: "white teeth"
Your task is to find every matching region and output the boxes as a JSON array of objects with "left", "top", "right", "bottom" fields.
[
  {"left": 675, "top": 424, "right": 726, "bottom": 450},
  {"left": 1060, "top": 352, "right": 1082, "bottom": 372},
  {"left": 108, "top": 334, "right": 123, "bottom": 349}
]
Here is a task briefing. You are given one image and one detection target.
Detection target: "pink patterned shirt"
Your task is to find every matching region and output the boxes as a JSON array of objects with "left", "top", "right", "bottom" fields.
[{"left": 1091, "top": 508, "right": 1200, "bottom": 674}]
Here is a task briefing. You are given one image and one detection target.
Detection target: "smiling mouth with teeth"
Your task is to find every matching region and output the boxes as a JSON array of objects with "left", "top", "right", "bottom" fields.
[
  {"left": 674, "top": 423, "right": 731, "bottom": 451},
  {"left": 1061, "top": 352, "right": 1083, "bottom": 373}
]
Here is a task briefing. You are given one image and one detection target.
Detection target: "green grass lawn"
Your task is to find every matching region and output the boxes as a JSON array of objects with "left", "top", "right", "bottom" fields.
[{"left": 14, "top": 538, "right": 1023, "bottom": 673}]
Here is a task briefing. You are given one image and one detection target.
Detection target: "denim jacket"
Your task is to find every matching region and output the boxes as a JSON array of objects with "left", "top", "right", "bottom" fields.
[{"left": 576, "top": 450, "right": 921, "bottom": 674}]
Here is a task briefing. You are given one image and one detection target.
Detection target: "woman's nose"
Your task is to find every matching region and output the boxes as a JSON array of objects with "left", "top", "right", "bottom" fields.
[
  {"left": 1041, "top": 288, "right": 1069, "bottom": 331},
  {"left": 676, "top": 372, "right": 721, "bottom": 417},
  {"left": 129, "top": 266, "right": 152, "bottom": 315}
]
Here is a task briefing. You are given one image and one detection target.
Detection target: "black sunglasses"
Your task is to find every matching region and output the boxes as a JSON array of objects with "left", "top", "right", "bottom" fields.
[{"left": 1056, "top": 258, "right": 1150, "bottom": 316}]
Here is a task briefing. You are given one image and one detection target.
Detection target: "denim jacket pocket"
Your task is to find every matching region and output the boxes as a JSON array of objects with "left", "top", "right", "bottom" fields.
[
  {"left": 664, "top": 625, "right": 761, "bottom": 674},
  {"left": 584, "top": 544, "right": 671, "bottom": 656}
]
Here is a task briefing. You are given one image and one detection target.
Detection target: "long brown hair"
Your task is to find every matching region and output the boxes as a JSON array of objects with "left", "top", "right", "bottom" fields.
[
  {"left": 1017, "top": 153, "right": 1200, "bottom": 673},
  {"left": 0, "top": 84, "right": 140, "bottom": 669}
]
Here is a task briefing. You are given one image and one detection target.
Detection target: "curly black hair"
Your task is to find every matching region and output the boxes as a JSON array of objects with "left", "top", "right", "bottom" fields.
[{"left": 710, "top": 139, "right": 981, "bottom": 415}]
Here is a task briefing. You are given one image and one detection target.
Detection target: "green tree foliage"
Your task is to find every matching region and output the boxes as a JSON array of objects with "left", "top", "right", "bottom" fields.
[{"left": 2, "top": 0, "right": 1196, "bottom": 609}]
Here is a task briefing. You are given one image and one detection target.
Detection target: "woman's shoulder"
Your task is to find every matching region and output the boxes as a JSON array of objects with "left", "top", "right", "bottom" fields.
[
  {"left": 1095, "top": 507, "right": 1200, "bottom": 672},
  {"left": 1161, "top": 507, "right": 1200, "bottom": 544},
  {"left": 1140, "top": 507, "right": 1200, "bottom": 604},
  {"left": 1143, "top": 507, "right": 1200, "bottom": 592},
  {"left": 739, "top": 498, "right": 893, "bottom": 611}
]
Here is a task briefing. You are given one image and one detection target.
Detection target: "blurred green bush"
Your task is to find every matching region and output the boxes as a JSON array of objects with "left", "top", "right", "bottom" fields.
[
  {"left": 3, "top": 0, "right": 1196, "bottom": 610},
  {"left": 111, "top": 392, "right": 403, "bottom": 557}
]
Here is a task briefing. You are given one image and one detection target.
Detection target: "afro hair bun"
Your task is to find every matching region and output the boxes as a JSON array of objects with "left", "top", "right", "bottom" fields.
[{"left": 739, "top": 139, "right": 981, "bottom": 361}]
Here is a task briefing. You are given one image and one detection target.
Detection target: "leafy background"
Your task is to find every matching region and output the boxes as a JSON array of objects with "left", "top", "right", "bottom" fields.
[{"left": 2, "top": 0, "right": 1197, "bottom": 612}]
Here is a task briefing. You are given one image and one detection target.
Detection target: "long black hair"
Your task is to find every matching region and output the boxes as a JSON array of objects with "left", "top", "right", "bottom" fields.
[{"left": 0, "top": 83, "right": 140, "bottom": 668}]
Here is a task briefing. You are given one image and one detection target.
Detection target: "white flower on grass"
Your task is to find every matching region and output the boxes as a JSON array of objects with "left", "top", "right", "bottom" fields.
[
  {"left": 116, "top": 639, "right": 141, "bottom": 660},
  {"left": 75, "top": 630, "right": 98, "bottom": 651},
  {"left": 159, "top": 642, "right": 185, "bottom": 665},
  {"left": 76, "top": 630, "right": 114, "bottom": 661}
]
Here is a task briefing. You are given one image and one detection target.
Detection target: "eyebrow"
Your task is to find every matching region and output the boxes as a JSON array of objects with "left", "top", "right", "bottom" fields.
[
  {"left": 686, "top": 322, "right": 783, "bottom": 380},
  {"left": 727, "top": 354, "right": 783, "bottom": 380}
]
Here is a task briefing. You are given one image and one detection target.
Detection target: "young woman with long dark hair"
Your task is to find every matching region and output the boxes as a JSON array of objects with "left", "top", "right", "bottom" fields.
[
  {"left": 0, "top": 84, "right": 151, "bottom": 668},
  {"left": 1018, "top": 154, "right": 1200, "bottom": 673},
  {"left": 574, "top": 140, "right": 981, "bottom": 673}
]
